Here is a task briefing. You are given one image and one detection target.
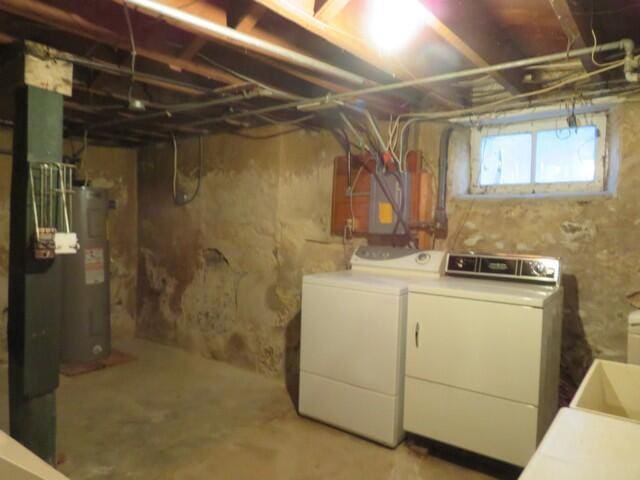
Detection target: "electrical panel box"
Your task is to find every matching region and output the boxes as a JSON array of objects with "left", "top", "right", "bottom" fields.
[
  {"left": 368, "top": 171, "right": 411, "bottom": 235},
  {"left": 331, "top": 152, "right": 432, "bottom": 246}
]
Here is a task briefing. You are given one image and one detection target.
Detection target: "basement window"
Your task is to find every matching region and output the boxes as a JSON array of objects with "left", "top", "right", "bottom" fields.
[{"left": 470, "top": 113, "right": 607, "bottom": 196}]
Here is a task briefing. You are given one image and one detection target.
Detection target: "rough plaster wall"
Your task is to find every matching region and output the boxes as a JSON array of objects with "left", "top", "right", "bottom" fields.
[
  {"left": 137, "top": 128, "right": 346, "bottom": 386},
  {"left": 418, "top": 102, "right": 640, "bottom": 384},
  {"left": 0, "top": 128, "right": 138, "bottom": 363}
]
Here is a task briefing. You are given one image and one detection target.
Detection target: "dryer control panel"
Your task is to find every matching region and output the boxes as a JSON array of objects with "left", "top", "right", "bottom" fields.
[{"left": 446, "top": 252, "right": 560, "bottom": 285}]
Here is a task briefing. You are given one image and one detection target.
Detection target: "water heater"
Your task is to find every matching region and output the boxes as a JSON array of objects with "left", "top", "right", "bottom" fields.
[{"left": 61, "top": 186, "right": 111, "bottom": 363}]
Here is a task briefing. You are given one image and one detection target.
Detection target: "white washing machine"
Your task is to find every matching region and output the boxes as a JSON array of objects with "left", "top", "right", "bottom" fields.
[
  {"left": 404, "top": 253, "right": 564, "bottom": 466},
  {"left": 299, "top": 247, "right": 446, "bottom": 447}
]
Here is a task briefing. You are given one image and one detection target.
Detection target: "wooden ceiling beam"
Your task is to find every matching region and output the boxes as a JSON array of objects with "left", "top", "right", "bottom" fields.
[
  {"left": 0, "top": 11, "right": 223, "bottom": 97},
  {"left": 179, "top": 37, "right": 209, "bottom": 61},
  {"left": 424, "top": 3, "right": 526, "bottom": 94},
  {"left": 0, "top": 0, "right": 244, "bottom": 86},
  {"left": 236, "top": 4, "right": 268, "bottom": 33},
  {"left": 314, "top": 0, "right": 352, "bottom": 22},
  {"left": 257, "top": 57, "right": 408, "bottom": 115},
  {"left": 181, "top": 3, "right": 267, "bottom": 61},
  {"left": 114, "top": 0, "right": 441, "bottom": 108},
  {"left": 548, "top": 0, "right": 599, "bottom": 73},
  {"left": 251, "top": 0, "right": 464, "bottom": 108}
]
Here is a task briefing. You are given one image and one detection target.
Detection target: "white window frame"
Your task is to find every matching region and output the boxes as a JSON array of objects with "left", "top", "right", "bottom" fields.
[{"left": 469, "top": 113, "right": 608, "bottom": 196}]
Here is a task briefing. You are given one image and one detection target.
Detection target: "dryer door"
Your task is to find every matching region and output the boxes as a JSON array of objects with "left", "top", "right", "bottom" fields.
[
  {"left": 406, "top": 293, "right": 543, "bottom": 404},
  {"left": 300, "top": 282, "right": 406, "bottom": 396}
]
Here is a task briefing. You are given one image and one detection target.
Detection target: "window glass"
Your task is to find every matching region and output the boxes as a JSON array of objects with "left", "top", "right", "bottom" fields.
[
  {"left": 535, "top": 126, "right": 597, "bottom": 183},
  {"left": 479, "top": 133, "right": 532, "bottom": 186}
]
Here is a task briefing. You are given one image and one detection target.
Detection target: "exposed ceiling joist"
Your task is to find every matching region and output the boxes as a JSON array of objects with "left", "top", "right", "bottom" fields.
[
  {"left": 179, "top": 37, "right": 208, "bottom": 61},
  {"left": 548, "top": 0, "right": 599, "bottom": 73},
  {"left": 68, "top": 55, "right": 224, "bottom": 97},
  {"left": 115, "top": 0, "right": 426, "bottom": 111},
  {"left": 424, "top": 3, "right": 526, "bottom": 94},
  {"left": 314, "top": 0, "right": 352, "bottom": 22},
  {"left": 117, "top": 0, "right": 372, "bottom": 86},
  {"left": 236, "top": 4, "right": 268, "bottom": 32},
  {"left": 257, "top": 56, "right": 408, "bottom": 115},
  {"left": 0, "top": 0, "right": 244, "bottom": 86},
  {"left": 181, "top": 3, "right": 267, "bottom": 63},
  {"left": 251, "top": 0, "right": 464, "bottom": 108}
]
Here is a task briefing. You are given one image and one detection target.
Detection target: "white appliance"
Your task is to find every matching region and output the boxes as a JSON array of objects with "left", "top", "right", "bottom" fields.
[
  {"left": 0, "top": 430, "right": 69, "bottom": 480},
  {"left": 404, "top": 253, "right": 563, "bottom": 466},
  {"left": 299, "top": 247, "right": 446, "bottom": 447},
  {"left": 519, "top": 407, "right": 640, "bottom": 480}
]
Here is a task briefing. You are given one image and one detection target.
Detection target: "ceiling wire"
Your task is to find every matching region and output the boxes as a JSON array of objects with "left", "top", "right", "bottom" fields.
[
  {"left": 390, "top": 59, "right": 627, "bottom": 168},
  {"left": 122, "top": 3, "right": 137, "bottom": 105}
]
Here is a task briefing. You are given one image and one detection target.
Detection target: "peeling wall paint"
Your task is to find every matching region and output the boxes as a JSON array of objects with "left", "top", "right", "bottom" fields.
[
  {"left": 419, "top": 102, "right": 640, "bottom": 384},
  {"left": 0, "top": 129, "right": 138, "bottom": 363},
  {"left": 137, "top": 128, "right": 348, "bottom": 388}
]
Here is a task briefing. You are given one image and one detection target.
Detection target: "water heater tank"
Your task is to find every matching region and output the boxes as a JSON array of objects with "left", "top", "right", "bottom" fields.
[{"left": 61, "top": 186, "right": 111, "bottom": 363}]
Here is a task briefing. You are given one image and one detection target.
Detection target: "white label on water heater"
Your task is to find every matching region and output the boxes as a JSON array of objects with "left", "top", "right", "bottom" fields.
[{"left": 85, "top": 247, "right": 105, "bottom": 285}]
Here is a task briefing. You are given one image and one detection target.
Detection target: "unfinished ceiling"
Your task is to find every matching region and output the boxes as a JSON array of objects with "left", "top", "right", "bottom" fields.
[{"left": 0, "top": 0, "right": 639, "bottom": 146}]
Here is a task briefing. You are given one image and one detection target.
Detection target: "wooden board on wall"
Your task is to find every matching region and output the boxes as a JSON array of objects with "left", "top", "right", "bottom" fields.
[{"left": 331, "top": 152, "right": 434, "bottom": 248}]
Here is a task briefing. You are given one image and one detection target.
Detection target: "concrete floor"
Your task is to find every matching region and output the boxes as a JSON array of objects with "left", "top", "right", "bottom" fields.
[{"left": 0, "top": 340, "right": 502, "bottom": 479}]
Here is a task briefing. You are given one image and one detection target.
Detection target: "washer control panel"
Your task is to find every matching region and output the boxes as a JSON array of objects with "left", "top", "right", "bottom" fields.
[
  {"left": 355, "top": 246, "right": 417, "bottom": 261},
  {"left": 351, "top": 247, "right": 446, "bottom": 276},
  {"left": 446, "top": 252, "right": 560, "bottom": 285}
]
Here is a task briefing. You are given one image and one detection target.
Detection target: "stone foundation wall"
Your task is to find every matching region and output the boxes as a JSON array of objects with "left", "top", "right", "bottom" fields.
[
  {"left": 139, "top": 102, "right": 639, "bottom": 390},
  {"left": 137, "top": 128, "right": 348, "bottom": 392}
]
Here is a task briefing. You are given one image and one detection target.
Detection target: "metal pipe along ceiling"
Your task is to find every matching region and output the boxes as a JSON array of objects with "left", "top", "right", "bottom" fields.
[
  {"left": 90, "top": 88, "right": 273, "bottom": 130},
  {"left": 185, "top": 39, "right": 637, "bottom": 129},
  {"left": 123, "top": 0, "right": 372, "bottom": 87}
]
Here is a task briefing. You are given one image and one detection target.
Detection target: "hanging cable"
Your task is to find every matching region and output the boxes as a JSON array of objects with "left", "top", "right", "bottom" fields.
[
  {"left": 171, "top": 132, "right": 178, "bottom": 202},
  {"left": 122, "top": 3, "right": 137, "bottom": 106},
  {"left": 172, "top": 134, "right": 203, "bottom": 206}
]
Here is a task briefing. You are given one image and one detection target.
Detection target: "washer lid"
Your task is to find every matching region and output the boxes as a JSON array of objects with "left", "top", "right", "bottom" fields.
[
  {"left": 409, "top": 276, "right": 560, "bottom": 307},
  {"left": 303, "top": 270, "right": 408, "bottom": 295}
]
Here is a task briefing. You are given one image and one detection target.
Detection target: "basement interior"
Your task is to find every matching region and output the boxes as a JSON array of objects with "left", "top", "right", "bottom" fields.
[{"left": 0, "top": 1, "right": 640, "bottom": 479}]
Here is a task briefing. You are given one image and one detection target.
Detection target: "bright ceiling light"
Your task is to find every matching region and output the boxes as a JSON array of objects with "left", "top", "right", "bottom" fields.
[{"left": 366, "top": 0, "right": 433, "bottom": 54}]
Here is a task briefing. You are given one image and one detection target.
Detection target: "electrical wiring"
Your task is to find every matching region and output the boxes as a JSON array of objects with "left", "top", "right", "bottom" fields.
[
  {"left": 255, "top": 113, "right": 317, "bottom": 126},
  {"left": 122, "top": 3, "right": 137, "bottom": 106},
  {"left": 171, "top": 132, "right": 178, "bottom": 202},
  {"left": 348, "top": 165, "right": 367, "bottom": 230},
  {"left": 196, "top": 52, "right": 303, "bottom": 101},
  {"left": 590, "top": 28, "right": 621, "bottom": 67},
  {"left": 230, "top": 127, "right": 306, "bottom": 139},
  {"left": 171, "top": 134, "right": 203, "bottom": 206},
  {"left": 388, "top": 59, "right": 627, "bottom": 163}
]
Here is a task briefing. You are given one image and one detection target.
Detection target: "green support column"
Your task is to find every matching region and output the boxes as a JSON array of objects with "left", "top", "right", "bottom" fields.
[{"left": 7, "top": 42, "right": 71, "bottom": 465}]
